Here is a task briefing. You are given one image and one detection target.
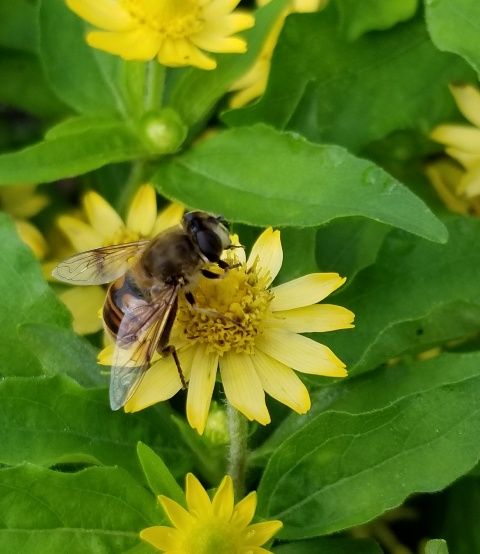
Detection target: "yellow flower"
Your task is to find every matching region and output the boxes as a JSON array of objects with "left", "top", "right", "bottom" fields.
[
  {"left": 229, "top": 0, "right": 327, "bottom": 108},
  {"left": 0, "top": 185, "right": 49, "bottom": 259},
  {"left": 430, "top": 83, "right": 480, "bottom": 200},
  {"left": 56, "top": 184, "right": 183, "bottom": 334},
  {"left": 102, "top": 227, "right": 354, "bottom": 433},
  {"left": 425, "top": 158, "right": 480, "bottom": 216},
  {"left": 66, "top": 0, "right": 254, "bottom": 70},
  {"left": 141, "top": 473, "right": 282, "bottom": 554}
]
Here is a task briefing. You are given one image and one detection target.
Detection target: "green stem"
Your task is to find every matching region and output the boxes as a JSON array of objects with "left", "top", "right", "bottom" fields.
[
  {"left": 227, "top": 404, "right": 248, "bottom": 498},
  {"left": 116, "top": 160, "right": 145, "bottom": 216},
  {"left": 144, "top": 60, "right": 166, "bottom": 112}
]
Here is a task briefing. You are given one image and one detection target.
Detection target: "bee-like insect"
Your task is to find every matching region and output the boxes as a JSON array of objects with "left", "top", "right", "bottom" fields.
[{"left": 53, "top": 211, "right": 232, "bottom": 410}]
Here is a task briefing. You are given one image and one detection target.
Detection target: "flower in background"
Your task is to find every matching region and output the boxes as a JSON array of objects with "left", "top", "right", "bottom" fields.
[
  {"left": 229, "top": 0, "right": 328, "bottom": 108},
  {"left": 100, "top": 227, "right": 354, "bottom": 434},
  {"left": 56, "top": 184, "right": 183, "bottom": 334},
  {"left": 66, "top": 0, "right": 254, "bottom": 70},
  {"left": 430, "top": 83, "right": 480, "bottom": 203},
  {"left": 425, "top": 158, "right": 480, "bottom": 216},
  {"left": 141, "top": 473, "right": 282, "bottom": 553},
  {"left": 0, "top": 185, "right": 49, "bottom": 259}
]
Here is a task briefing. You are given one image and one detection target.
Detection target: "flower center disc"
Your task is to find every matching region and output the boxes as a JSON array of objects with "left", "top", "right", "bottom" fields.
[
  {"left": 177, "top": 263, "right": 273, "bottom": 355},
  {"left": 121, "top": 0, "right": 204, "bottom": 38}
]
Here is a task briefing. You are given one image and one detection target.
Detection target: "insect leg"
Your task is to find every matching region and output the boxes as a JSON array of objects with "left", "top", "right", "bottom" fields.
[{"left": 162, "top": 345, "right": 187, "bottom": 389}]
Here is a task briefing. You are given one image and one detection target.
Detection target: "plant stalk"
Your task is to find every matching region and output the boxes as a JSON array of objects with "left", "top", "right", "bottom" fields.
[{"left": 227, "top": 403, "right": 248, "bottom": 499}]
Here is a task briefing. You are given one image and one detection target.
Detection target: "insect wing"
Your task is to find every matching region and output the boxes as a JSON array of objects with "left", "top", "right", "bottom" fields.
[
  {"left": 52, "top": 240, "right": 150, "bottom": 285},
  {"left": 109, "top": 285, "right": 179, "bottom": 410}
]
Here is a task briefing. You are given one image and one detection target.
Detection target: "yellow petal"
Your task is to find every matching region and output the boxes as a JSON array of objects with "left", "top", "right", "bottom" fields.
[
  {"left": 293, "top": 0, "right": 328, "bottom": 12},
  {"left": 158, "top": 38, "right": 217, "bottom": 70},
  {"left": 231, "top": 492, "right": 257, "bottom": 528},
  {"left": 449, "top": 82, "right": 480, "bottom": 129},
  {"left": 97, "top": 344, "right": 114, "bottom": 366},
  {"left": 151, "top": 202, "right": 184, "bottom": 237},
  {"left": 247, "top": 228, "right": 283, "bottom": 286},
  {"left": 240, "top": 548, "right": 271, "bottom": 554},
  {"left": 15, "top": 220, "right": 47, "bottom": 260},
  {"left": 219, "top": 353, "right": 271, "bottom": 425},
  {"left": 124, "top": 347, "right": 195, "bottom": 412},
  {"left": 59, "top": 286, "right": 105, "bottom": 335},
  {"left": 159, "top": 496, "right": 195, "bottom": 530},
  {"left": 270, "top": 304, "right": 355, "bottom": 333},
  {"left": 185, "top": 473, "right": 212, "bottom": 518},
  {"left": 459, "top": 163, "right": 480, "bottom": 198},
  {"left": 66, "top": 0, "right": 134, "bottom": 31},
  {"left": 87, "top": 28, "right": 160, "bottom": 60},
  {"left": 83, "top": 191, "right": 124, "bottom": 239},
  {"left": 127, "top": 184, "right": 158, "bottom": 236},
  {"left": 253, "top": 349, "right": 310, "bottom": 414},
  {"left": 244, "top": 521, "right": 283, "bottom": 546},
  {"left": 140, "top": 525, "right": 181, "bottom": 551},
  {"left": 425, "top": 160, "right": 469, "bottom": 215},
  {"left": 192, "top": 33, "right": 247, "bottom": 53},
  {"left": 186, "top": 344, "right": 218, "bottom": 434},
  {"left": 256, "top": 327, "right": 347, "bottom": 377},
  {"left": 445, "top": 147, "right": 480, "bottom": 169},
  {"left": 430, "top": 124, "right": 480, "bottom": 153},
  {"left": 1, "top": 186, "right": 49, "bottom": 218},
  {"left": 57, "top": 215, "right": 103, "bottom": 251},
  {"left": 212, "top": 475, "right": 234, "bottom": 521},
  {"left": 270, "top": 273, "right": 346, "bottom": 311}
]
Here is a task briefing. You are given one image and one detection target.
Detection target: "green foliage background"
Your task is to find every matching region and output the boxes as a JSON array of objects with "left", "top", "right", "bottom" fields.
[{"left": 0, "top": 0, "right": 479, "bottom": 552}]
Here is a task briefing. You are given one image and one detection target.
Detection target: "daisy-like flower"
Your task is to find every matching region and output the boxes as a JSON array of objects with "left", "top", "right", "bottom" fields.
[
  {"left": 430, "top": 83, "right": 480, "bottom": 199},
  {"left": 66, "top": 0, "right": 254, "bottom": 70},
  {"left": 100, "top": 227, "right": 354, "bottom": 433},
  {"left": 425, "top": 158, "right": 480, "bottom": 216},
  {"left": 229, "top": 0, "right": 328, "bottom": 108},
  {"left": 0, "top": 185, "right": 49, "bottom": 259},
  {"left": 141, "top": 473, "right": 282, "bottom": 553},
  {"left": 55, "top": 184, "right": 183, "bottom": 334}
]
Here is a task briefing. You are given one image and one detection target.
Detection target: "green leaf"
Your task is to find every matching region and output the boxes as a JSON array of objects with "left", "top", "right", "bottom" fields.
[
  {"left": 0, "top": 464, "right": 158, "bottom": 553},
  {"left": 255, "top": 351, "right": 480, "bottom": 463},
  {"left": 39, "top": 0, "right": 146, "bottom": 117},
  {"left": 425, "top": 0, "right": 480, "bottom": 75},
  {"left": 0, "top": 214, "right": 70, "bottom": 377},
  {"left": 257, "top": 354, "right": 480, "bottom": 538},
  {"left": 437, "top": 476, "right": 479, "bottom": 553},
  {"left": 0, "top": 0, "right": 38, "bottom": 53},
  {"left": 315, "top": 218, "right": 389, "bottom": 283},
  {"left": 274, "top": 537, "right": 382, "bottom": 554},
  {"left": 137, "top": 442, "right": 184, "bottom": 505},
  {"left": 335, "top": 0, "right": 418, "bottom": 40},
  {"left": 0, "top": 121, "right": 146, "bottom": 184},
  {"left": 0, "top": 374, "right": 191, "bottom": 479},
  {"left": 326, "top": 216, "right": 480, "bottom": 375},
  {"left": 168, "top": 0, "right": 291, "bottom": 130},
  {"left": 18, "top": 323, "right": 106, "bottom": 387},
  {"left": 0, "top": 51, "right": 66, "bottom": 118},
  {"left": 153, "top": 125, "right": 446, "bottom": 243},
  {"left": 223, "top": 9, "right": 474, "bottom": 152},
  {"left": 425, "top": 539, "right": 449, "bottom": 554}
]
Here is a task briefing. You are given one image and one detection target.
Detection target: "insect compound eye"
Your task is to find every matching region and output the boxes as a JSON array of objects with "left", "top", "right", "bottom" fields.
[{"left": 196, "top": 230, "right": 223, "bottom": 262}]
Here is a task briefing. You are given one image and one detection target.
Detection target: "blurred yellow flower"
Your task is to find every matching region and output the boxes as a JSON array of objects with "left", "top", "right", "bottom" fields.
[
  {"left": 0, "top": 185, "right": 49, "bottom": 259},
  {"left": 100, "top": 227, "right": 353, "bottom": 433},
  {"left": 56, "top": 184, "right": 183, "bottom": 334},
  {"left": 66, "top": 0, "right": 254, "bottom": 70},
  {"left": 425, "top": 158, "right": 480, "bottom": 216},
  {"left": 141, "top": 473, "right": 282, "bottom": 553},
  {"left": 229, "top": 0, "right": 328, "bottom": 108},
  {"left": 430, "top": 83, "right": 480, "bottom": 201}
]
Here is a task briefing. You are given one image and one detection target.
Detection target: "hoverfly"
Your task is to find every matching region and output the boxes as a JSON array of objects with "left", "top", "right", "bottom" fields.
[{"left": 53, "top": 211, "right": 232, "bottom": 410}]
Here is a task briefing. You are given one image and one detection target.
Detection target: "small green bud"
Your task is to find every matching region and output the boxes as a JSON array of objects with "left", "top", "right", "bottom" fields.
[{"left": 141, "top": 108, "right": 187, "bottom": 154}]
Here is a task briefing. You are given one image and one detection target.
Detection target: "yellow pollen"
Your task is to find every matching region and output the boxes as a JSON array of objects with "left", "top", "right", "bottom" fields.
[
  {"left": 177, "top": 262, "right": 273, "bottom": 355},
  {"left": 103, "top": 227, "right": 141, "bottom": 246},
  {"left": 120, "top": 0, "right": 204, "bottom": 39}
]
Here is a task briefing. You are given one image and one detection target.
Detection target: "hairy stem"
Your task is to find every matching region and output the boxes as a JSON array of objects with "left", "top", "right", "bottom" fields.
[{"left": 227, "top": 403, "right": 248, "bottom": 498}]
